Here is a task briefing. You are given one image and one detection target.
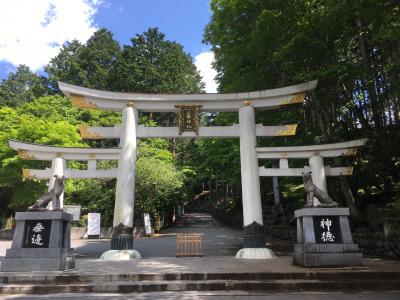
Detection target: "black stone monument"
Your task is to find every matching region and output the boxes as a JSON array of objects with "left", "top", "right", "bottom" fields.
[
  {"left": 294, "top": 207, "right": 363, "bottom": 267},
  {"left": 1, "top": 211, "right": 75, "bottom": 271}
]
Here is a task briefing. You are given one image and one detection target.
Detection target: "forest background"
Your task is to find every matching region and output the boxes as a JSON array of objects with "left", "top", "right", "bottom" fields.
[{"left": 0, "top": 0, "right": 399, "bottom": 231}]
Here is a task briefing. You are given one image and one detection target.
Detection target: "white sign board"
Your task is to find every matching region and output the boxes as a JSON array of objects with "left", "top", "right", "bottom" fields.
[
  {"left": 143, "top": 213, "right": 152, "bottom": 235},
  {"left": 63, "top": 205, "right": 81, "bottom": 221},
  {"left": 87, "top": 213, "right": 101, "bottom": 236}
]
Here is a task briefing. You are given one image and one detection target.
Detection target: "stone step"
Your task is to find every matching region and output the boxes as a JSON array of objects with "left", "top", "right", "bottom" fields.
[
  {"left": 1, "top": 278, "right": 400, "bottom": 294},
  {"left": 1, "top": 271, "right": 400, "bottom": 284}
]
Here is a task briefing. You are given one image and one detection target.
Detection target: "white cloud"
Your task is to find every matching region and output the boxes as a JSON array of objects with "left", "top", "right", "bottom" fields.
[
  {"left": 0, "top": 0, "right": 101, "bottom": 71},
  {"left": 195, "top": 51, "right": 218, "bottom": 93}
]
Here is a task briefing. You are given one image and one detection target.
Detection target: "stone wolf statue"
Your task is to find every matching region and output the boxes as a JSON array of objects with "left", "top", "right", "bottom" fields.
[
  {"left": 302, "top": 172, "right": 338, "bottom": 208},
  {"left": 28, "top": 175, "right": 64, "bottom": 211}
]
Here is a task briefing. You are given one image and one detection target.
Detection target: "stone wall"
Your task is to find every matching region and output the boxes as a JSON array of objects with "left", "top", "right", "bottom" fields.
[{"left": 353, "top": 229, "right": 400, "bottom": 259}]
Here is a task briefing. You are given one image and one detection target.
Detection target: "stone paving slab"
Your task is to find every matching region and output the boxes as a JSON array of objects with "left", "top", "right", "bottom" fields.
[
  {"left": 2, "top": 213, "right": 400, "bottom": 276},
  {"left": 1, "top": 255, "right": 400, "bottom": 276},
  {"left": 70, "top": 256, "right": 400, "bottom": 274},
  {"left": 2, "top": 291, "right": 400, "bottom": 300}
]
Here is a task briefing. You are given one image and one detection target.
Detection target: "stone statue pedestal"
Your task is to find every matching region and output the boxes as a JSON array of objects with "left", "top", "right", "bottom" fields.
[
  {"left": 294, "top": 207, "right": 362, "bottom": 267},
  {"left": 1, "top": 211, "right": 75, "bottom": 272}
]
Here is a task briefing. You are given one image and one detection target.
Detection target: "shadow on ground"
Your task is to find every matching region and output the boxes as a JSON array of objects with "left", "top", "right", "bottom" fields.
[{"left": 72, "top": 213, "right": 243, "bottom": 259}]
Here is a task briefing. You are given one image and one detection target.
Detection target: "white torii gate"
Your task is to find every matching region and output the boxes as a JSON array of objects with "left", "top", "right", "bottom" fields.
[
  {"left": 10, "top": 80, "right": 318, "bottom": 259},
  {"left": 9, "top": 140, "right": 120, "bottom": 208},
  {"left": 257, "top": 139, "right": 367, "bottom": 205},
  {"left": 56, "top": 80, "right": 318, "bottom": 259}
]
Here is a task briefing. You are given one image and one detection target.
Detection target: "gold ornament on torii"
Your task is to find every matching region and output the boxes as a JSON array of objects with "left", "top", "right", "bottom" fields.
[{"left": 175, "top": 105, "right": 202, "bottom": 135}]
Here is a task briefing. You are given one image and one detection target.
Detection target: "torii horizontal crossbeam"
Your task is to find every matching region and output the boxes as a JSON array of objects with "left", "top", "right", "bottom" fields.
[
  {"left": 256, "top": 139, "right": 366, "bottom": 159},
  {"left": 23, "top": 168, "right": 117, "bottom": 179},
  {"left": 58, "top": 80, "right": 318, "bottom": 112},
  {"left": 79, "top": 124, "right": 298, "bottom": 139},
  {"left": 258, "top": 166, "right": 353, "bottom": 177},
  {"left": 9, "top": 140, "right": 120, "bottom": 161}
]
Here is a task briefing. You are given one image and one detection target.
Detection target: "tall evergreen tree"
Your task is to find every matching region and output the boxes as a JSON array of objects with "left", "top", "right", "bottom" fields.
[
  {"left": 45, "top": 28, "right": 121, "bottom": 91},
  {"left": 111, "top": 28, "right": 204, "bottom": 93},
  {"left": 203, "top": 0, "right": 400, "bottom": 218},
  {"left": 0, "top": 65, "right": 52, "bottom": 107}
]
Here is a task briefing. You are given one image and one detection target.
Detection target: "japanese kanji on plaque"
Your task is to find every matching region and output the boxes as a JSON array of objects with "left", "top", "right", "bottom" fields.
[
  {"left": 175, "top": 105, "right": 201, "bottom": 135},
  {"left": 313, "top": 216, "right": 342, "bottom": 244},
  {"left": 22, "top": 220, "right": 51, "bottom": 248}
]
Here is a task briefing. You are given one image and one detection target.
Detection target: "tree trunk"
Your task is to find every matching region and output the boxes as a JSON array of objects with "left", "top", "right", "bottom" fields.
[
  {"left": 356, "top": 18, "right": 382, "bottom": 127},
  {"left": 209, "top": 178, "right": 212, "bottom": 200},
  {"left": 341, "top": 83, "right": 370, "bottom": 128},
  {"left": 339, "top": 176, "right": 360, "bottom": 218},
  {"left": 272, "top": 160, "right": 281, "bottom": 207},
  {"left": 392, "top": 82, "right": 400, "bottom": 123},
  {"left": 272, "top": 176, "right": 280, "bottom": 207},
  {"left": 334, "top": 158, "right": 360, "bottom": 217}
]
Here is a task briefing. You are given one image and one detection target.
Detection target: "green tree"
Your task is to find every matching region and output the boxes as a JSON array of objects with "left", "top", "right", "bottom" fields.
[
  {"left": 135, "top": 156, "right": 183, "bottom": 219},
  {"left": 45, "top": 28, "right": 121, "bottom": 91},
  {"left": 111, "top": 28, "right": 204, "bottom": 94},
  {"left": 203, "top": 0, "right": 400, "bottom": 220},
  {"left": 0, "top": 96, "right": 85, "bottom": 210},
  {"left": 205, "top": 0, "right": 400, "bottom": 132},
  {"left": 44, "top": 40, "right": 86, "bottom": 90},
  {"left": 1, "top": 27, "right": 206, "bottom": 226},
  {"left": 0, "top": 65, "right": 52, "bottom": 107}
]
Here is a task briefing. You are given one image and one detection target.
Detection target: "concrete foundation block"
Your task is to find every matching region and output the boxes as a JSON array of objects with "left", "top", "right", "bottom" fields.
[
  {"left": 235, "top": 248, "right": 277, "bottom": 259},
  {"left": 1, "top": 256, "right": 75, "bottom": 272},
  {"left": 294, "top": 251, "right": 363, "bottom": 267},
  {"left": 100, "top": 249, "right": 142, "bottom": 261},
  {"left": 5, "top": 248, "right": 73, "bottom": 258}
]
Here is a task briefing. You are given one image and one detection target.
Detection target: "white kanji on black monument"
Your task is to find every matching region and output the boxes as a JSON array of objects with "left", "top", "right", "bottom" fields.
[
  {"left": 313, "top": 216, "right": 342, "bottom": 244},
  {"left": 23, "top": 220, "right": 52, "bottom": 248}
]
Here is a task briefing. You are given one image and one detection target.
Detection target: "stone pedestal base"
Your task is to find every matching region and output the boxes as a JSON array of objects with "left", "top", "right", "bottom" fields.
[
  {"left": 100, "top": 249, "right": 142, "bottom": 261},
  {"left": 236, "top": 222, "right": 276, "bottom": 259},
  {"left": 243, "top": 222, "right": 265, "bottom": 248},
  {"left": 294, "top": 207, "right": 362, "bottom": 267},
  {"left": 294, "top": 250, "right": 362, "bottom": 267},
  {"left": 1, "top": 211, "right": 75, "bottom": 272},
  {"left": 101, "top": 224, "right": 141, "bottom": 260},
  {"left": 111, "top": 224, "right": 134, "bottom": 250},
  {"left": 236, "top": 248, "right": 277, "bottom": 259}
]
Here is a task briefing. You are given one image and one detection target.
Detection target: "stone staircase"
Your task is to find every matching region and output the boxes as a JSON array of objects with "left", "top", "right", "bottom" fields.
[{"left": 1, "top": 270, "right": 400, "bottom": 294}]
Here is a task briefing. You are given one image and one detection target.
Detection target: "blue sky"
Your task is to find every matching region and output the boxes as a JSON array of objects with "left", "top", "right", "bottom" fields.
[
  {"left": 96, "top": 0, "right": 211, "bottom": 56},
  {"left": 0, "top": 0, "right": 217, "bottom": 92}
]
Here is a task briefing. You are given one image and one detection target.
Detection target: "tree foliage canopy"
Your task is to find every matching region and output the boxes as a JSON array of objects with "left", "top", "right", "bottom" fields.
[
  {"left": 0, "top": 6, "right": 399, "bottom": 230},
  {"left": 0, "top": 27, "right": 203, "bottom": 225},
  {"left": 202, "top": 0, "right": 400, "bottom": 219}
]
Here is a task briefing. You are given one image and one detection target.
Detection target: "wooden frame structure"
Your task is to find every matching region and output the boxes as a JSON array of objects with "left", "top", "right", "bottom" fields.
[{"left": 176, "top": 233, "right": 203, "bottom": 257}]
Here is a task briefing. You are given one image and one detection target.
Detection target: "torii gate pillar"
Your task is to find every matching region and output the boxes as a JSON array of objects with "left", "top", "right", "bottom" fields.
[
  {"left": 309, "top": 154, "right": 327, "bottom": 206},
  {"left": 102, "top": 104, "right": 142, "bottom": 260},
  {"left": 236, "top": 104, "right": 276, "bottom": 259},
  {"left": 47, "top": 157, "right": 65, "bottom": 210},
  {"left": 113, "top": 105, "right": 137, "bottom": 228}
]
